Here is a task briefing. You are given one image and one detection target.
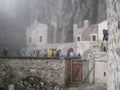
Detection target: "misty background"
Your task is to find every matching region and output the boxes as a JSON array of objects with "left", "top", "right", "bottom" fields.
[{"left": 0, "top": 0, "right": 106, "bottom": 48}]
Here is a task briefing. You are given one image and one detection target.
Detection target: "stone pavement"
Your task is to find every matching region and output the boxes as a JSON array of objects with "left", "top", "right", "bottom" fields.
[{"left": 66, "top": 84, "right": 107, "bottom": 90}]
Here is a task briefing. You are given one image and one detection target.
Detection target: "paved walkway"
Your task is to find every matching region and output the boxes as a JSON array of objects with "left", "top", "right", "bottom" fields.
[{"left": 66, "top": 84, "right": 107, "bottom": 90}]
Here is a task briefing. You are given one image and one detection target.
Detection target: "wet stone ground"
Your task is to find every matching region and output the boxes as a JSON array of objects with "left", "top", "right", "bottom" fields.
[{"left": 65, "top": 84, "right": 107, "bottom": 90}]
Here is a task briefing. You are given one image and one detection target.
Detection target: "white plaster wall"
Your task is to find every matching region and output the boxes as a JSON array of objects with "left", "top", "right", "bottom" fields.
[
  {"left": 26, "top": 22, "right": 48, "bottom": 47},
  {"left": 73, "top": 21, "right": 98, "bottom": 42},
  {"left": 95, "top": 59, "right": 107, "bottom": 84},
  {"left": 76, "top": 41, "right": 100, "bottom": 56},
  {"left": 84, "top": 20, "right": 90, "bottom": 28},
  {"left": 73, "top": 24, "right": 84, "bottom": 42},
  {"left": 98, "top": 20, "right": 108, "bottom": 41},
  {"left": 77, "top": 43, "right": 91, "bottom": 56},
  {"left": 35, "top": 23, "right": 48, "bottom": 44}
]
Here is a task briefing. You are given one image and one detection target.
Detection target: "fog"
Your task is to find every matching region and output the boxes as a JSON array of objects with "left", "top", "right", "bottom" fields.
[
  {"left": 0, "top": 0, "right": 31, "bottom": 48},
  {"left": 0, "top": 0, "right": 59, "bottom": 48},
  {"left": 0, "top": 0, "right": 106, "bottom": 48}
]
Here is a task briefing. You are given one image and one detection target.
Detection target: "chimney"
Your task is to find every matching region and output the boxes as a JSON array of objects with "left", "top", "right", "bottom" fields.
[{"left": 84, "top": 20, "right": 90, "bottom": 28}]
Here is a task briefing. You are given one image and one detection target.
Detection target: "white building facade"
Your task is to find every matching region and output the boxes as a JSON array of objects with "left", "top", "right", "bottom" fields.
[
  {"left": 26, "top": 20, "right": 48, "bottom": 56},
  {"left": 98, "top": 20, "right": 108, "bottom": 41},
  {"left": 26, "top": 20, "right": 108, "bottom": 56},
  {"left": 26, "top": 20, "right": 108, "bottom": 85}
]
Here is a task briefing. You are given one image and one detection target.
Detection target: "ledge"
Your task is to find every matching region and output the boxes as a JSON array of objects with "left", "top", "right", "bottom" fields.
[{"left": 0, "top": 56, "right": 82, "bottom": 60}]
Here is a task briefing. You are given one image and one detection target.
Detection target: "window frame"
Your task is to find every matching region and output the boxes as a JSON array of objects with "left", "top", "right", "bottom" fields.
[
  {"left": 90, "top": 34, "right": 97, "bottom": 41},
  {"left": 76, "top": 35, "right": 81, "bottom": 42}
]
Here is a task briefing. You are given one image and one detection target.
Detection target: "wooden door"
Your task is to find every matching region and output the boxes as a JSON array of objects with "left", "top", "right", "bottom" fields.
[{"left": 72, "top": 60, "right": 83, "bottom": 82}]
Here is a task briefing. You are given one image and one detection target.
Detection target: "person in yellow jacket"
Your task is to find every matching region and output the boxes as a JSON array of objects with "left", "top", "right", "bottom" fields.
[{"left": 47, "top": 49, "right": 52, "bottom": 57}]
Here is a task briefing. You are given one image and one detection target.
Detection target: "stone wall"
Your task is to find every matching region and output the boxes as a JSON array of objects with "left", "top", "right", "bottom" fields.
[
  {"left": 94, "top": 51, "right": 108, "bottom": 85},
  {"left": 107, "top": 0, "right": 120, "bottom": 90},
  {"left": 95, "top": 59, "right": 107, "bottom": 84},
  {"left": 0, "top": 55, "right": 108, "bottom": 89},
  {"left": 76, "top": 41, "right": 100, "bottom": 56},
  {"left": 0, "top": 58, "right": 66, "bottom": 89},
  {"left": 47, "top": 24, "right": 56, "bottom": 43},
  {"left": 73, "top": 21, "right": 98, "bottom": 42},
  {"left": 26, "top": 21, "right": 48, "bottom": 46}
]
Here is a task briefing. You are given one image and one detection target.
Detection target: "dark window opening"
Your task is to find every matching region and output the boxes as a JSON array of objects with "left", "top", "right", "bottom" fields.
[
  {"left": 104, "top": 72, "right": 106, "bottom": 77},
  {"left": 118, "top": 20, "right": 120, "bottom": 29},
  {"left": 77, "top": 37, "right": 80, "bottom": 41},
  {"left": 40, "top": 36, "right": 42, "bottom": 42},
  {"left": 92, "top": 36, "right": 96, "bottom": 41}
]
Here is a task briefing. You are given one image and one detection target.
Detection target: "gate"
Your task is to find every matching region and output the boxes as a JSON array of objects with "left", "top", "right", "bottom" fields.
[{"left": 71, "top": 60, "right": 83, "bottom": 83}]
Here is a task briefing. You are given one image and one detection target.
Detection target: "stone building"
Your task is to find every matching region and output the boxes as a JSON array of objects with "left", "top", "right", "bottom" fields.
[
  {"left": 74, "top": 20, "right": 108, "bottom": 43},
  {"left": 26, "top": 20, "right": 48, "bottom": 45},
  {"left": 26, "top": 20, "right": 106, "bottom": 56},
  {"left": 25, "top": 19, "right": 108, "bottom": 86},
  {"left": 26, "top": 19, "right": 109, "bottom": 56},
  {"left": 107, "top": 0, "right": 120, "bottom": 90},
  {"left": 26, "top": 20, "right": 48, "bottom": 56},
  {"left": 73, "top": 20, "right": 98, "bottom": 42},
  {"left": 74, "top": 20, "right": 108, "bottom": 56}
]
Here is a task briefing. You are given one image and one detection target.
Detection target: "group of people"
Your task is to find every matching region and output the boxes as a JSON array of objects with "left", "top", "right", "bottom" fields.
[
  {"left": 1, "top": 47, "right": 81, "bottom": 58},
  {"left": 35, "top": 49, "right": 63, "bottom": 58},
  {"left": 31, "top": 48, "right": 81, "bottom": 58}
]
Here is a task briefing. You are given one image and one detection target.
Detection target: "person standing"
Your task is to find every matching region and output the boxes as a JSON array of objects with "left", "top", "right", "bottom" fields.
[
  {"left": 2, "top": 48, "right": 9, "bottom": 57},
  {"left": 48, "top": 49, "right": 52, "bottom": 57}
]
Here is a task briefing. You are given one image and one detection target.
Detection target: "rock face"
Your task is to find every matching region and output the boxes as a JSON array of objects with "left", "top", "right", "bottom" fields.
[
  {"left": 107, "top": 0, "right": 120, "bottom": 90},
  {"left": 0, "top": 0, "right": 106, "bottom": 47},
  {"left": 30, "top": 0, "right": 106, "bottom": 43}
]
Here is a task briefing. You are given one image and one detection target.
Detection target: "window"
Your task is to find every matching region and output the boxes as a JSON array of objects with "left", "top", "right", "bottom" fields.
[
  {"left": 92, "top": 35, "right": 96, "bottom": 41},
  {"left": 29, "top": 37, "right": 31, "bottom": 43},
  {"left": 91, "top": 34, "right": 97, "bottom": 41},
  {"left": 76, "top": 35, "right": 81, "bottom": 42},
  {"left": 104, "top": 72, "right": 106, "bottom": 77},
  {"left": 77, "top": 37, "right": 80, "bottom": 41},
  {"left": 40, "top": 36, "right": 42, "bottom": 42},
  {"left": 118, "top": 20, "right": 120, "bottom": 29}
]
